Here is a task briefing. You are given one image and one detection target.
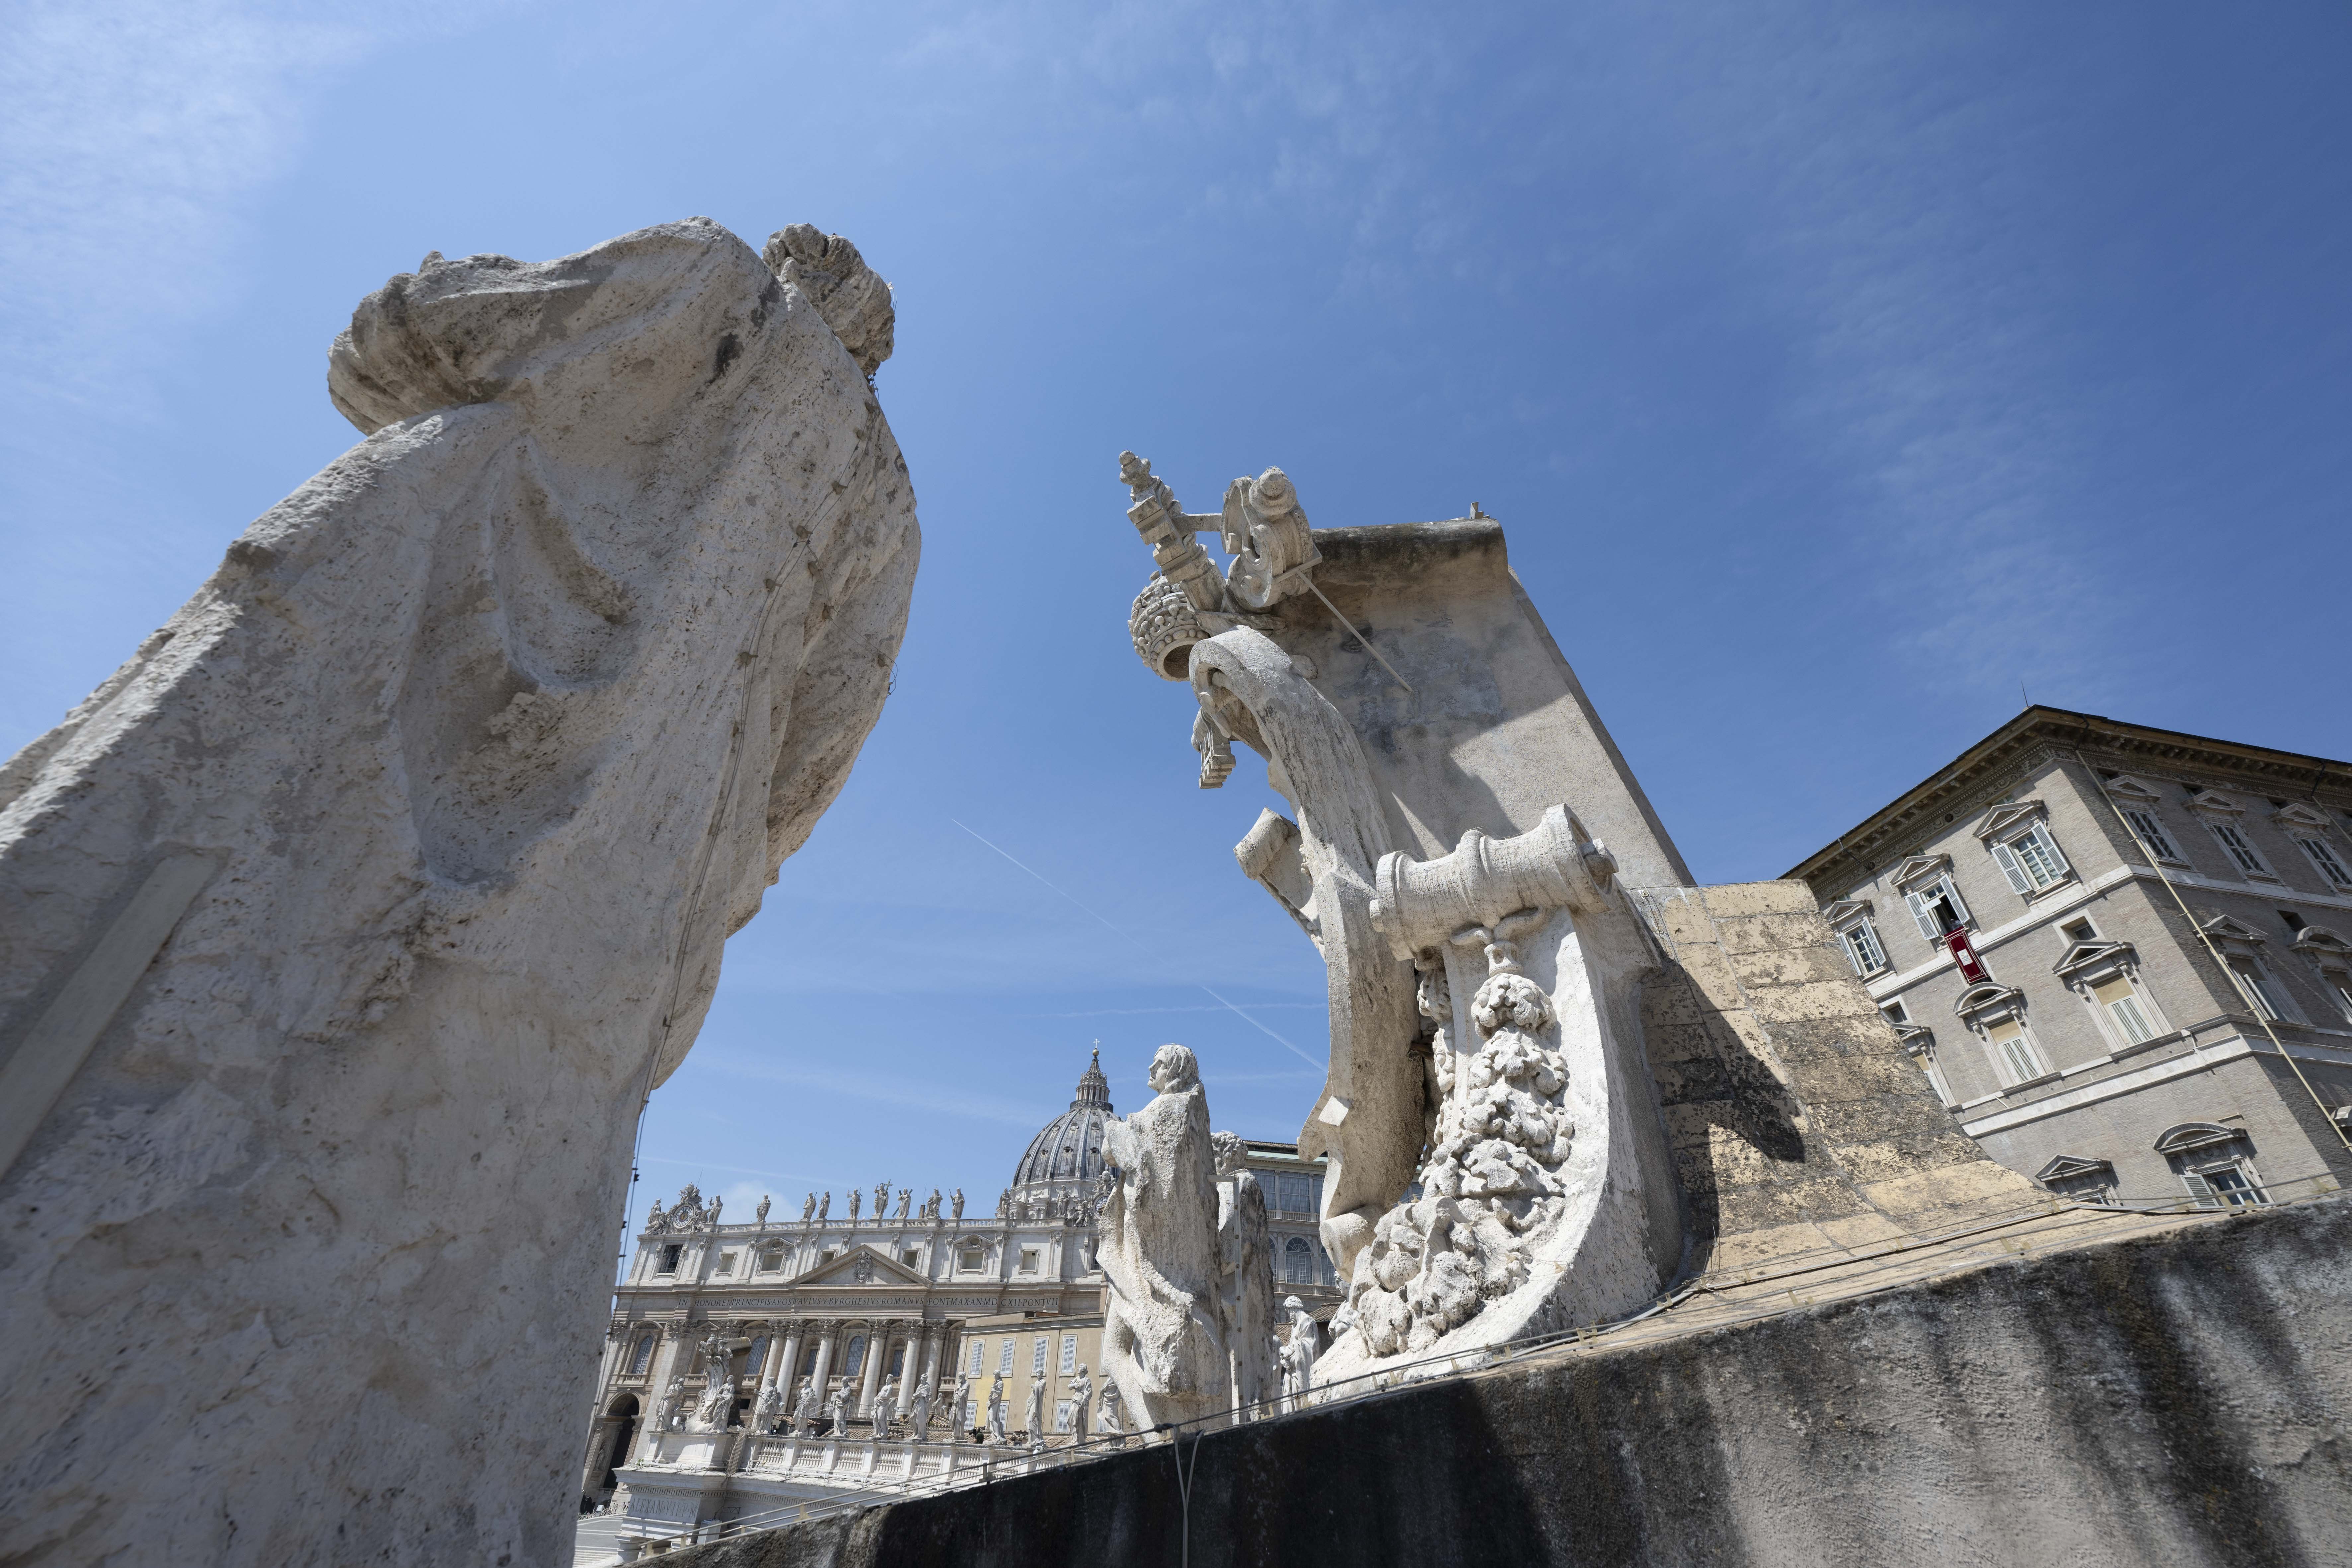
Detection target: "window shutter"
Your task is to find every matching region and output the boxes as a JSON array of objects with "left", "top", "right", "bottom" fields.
[
  {"left": 1906, "top": 890, "right": 1939, "bottom": 941},
  {"left": 1990, "top": 840, "right": 2032, "bottom": 895},
  {"left": 1939, "top": 875, "right": 1971, "bottom": 926},
  {"left": 2180, "top": 1169, "right": 2218, "bottom": 1209},
  {"left": 2036, "top": 827, "right": 2071, "bottom": 877}
]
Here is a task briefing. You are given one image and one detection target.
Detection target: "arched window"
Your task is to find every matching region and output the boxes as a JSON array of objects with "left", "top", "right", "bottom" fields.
[
  {"left": 747, "top": 1336, "right": 770, "bottom": 1378},
  {"left": 627, "top": 1333, "right": 655, "bottom": 1375},
  {"left": 1283, "top": 1236, "right": 1313, "bottom": 1285},
  {"left": 845, "top": 1334, "right": 867, "bottom": 1375}
]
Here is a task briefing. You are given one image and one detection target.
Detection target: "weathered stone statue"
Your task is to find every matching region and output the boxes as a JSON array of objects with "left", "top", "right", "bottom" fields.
[
  {"left": 1025, "top": 1368, "right": 1048, "bottom": 1448},
  {"left": 909, "top": 1374, "right": 933, "bottom": 1440},
  {"left": 755, "top": 1194, "right": 771, "bottom": 1226},
  {"left": 0, "top": 219, "right": 916, "bottom": 1567},
  {"left": 790, "top": 1377, "right": 818, "bottom": 1438},
  {"left": 874, "top": 1180, "right": 889, "bottom": 1215},
  {"left": 1097, "top": 1043, "right": 1226, "bottom": 1428},
  {"left": 894, "top": 1186, "right": 911, "bottom": 1221},
  {"left": 803, "top": 1193, "right": 817, "bottom": 1222},
  {"left": 1212, "top": 1131, "right": 1281, "bottom": 1414},
  {"left": 985, "top": 1373, "right": 1009, "bottom": 1444},
  {"left": 650, "top": 1377, "right": 688, "bottom": 1442},
  {"left": 1278, "top": 1296, "right": 1319, "bottom": 1409},
  {"left": 849, "top": 1187, "right": 863, "bottom": 1222},
  {"left": 949, "top": 1372, "right": 970, "bottom": 1436},
  {"left": 825, "top": 1382, "right": 849, "bottom": 1435},
  {"left": 1098, "top": 1380, "right": 1126, "bottom": 1441},
  {"left": 1068, "top": 1365, "right": 1094, "bottom": 1443},
  {"left": 754, "top": 1378, "right": 784, "bottom": 1432},
  {"left": 695, "top": 1341, "right": 735, "bottom": 1432},
  {"left": 871, "top": 1374, "right": 898, "bottom": 1437},
  {"left": 818, "top": 1191, "right": 832, "bottom": 1224},
  {"left": 952, "top": 1188, "right": 964, "bottom": 1222}
]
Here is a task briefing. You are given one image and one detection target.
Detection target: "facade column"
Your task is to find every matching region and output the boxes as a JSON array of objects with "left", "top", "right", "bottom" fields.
[
  {"left": 907, "top": 1325, "right": 940, "bottom": 1416},
  {"left": 857, "top": 1319, "right": 889, "bottom": 1420},
  {"left": 771, "top": 1320, "right": 807, "bottom": 1415},
  {"left": 808, "top": 1323, "right": 839, "bottom": 1407}
]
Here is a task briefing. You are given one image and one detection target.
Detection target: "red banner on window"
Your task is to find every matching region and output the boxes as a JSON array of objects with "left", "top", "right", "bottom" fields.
[{"left": 1945, "top": 928, "right": 1989, "bottom": 984}]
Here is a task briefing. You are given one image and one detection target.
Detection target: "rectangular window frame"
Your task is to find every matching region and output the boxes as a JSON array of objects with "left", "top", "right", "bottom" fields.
[
  {"left": 2229, "top": 957, "right": 2298, "bottom": 1023},
  {"left": 2086, "top": 972, "right": 2161, "bottom": 1048},
  {"left": 1838, "top": 916, "right": 1887, "bottom": 977},
  {"left": 2122, "top": 808, "right": 2184, "bottom": 863},
  {"left": 1981, "top": 1015, "right": 2047, "bottom": 1089},
  {"left": 2207, "top": 820, "right": 2276, "bottom": 879},
  {"left": 2294, "top": 835, "right": 2352, "bottom": 889},
  {"left": 998, "top": 1339, "right": 1017, "bottom": 1375},
  {"left": 1904, "top": 874, "right": 1972, "bottom": 942},
  {"left": 1989, "top": 822, "right": 2071, "bottom": 896},
  {"left": 1031, "top": 1337, "right": 1049, "bottom": 1374},
  {"left": 1060, "top": 1334, "right": 1078, "bottom": 1374}
]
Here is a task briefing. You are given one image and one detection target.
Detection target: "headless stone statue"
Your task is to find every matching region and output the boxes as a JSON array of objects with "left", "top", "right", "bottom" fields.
[
  {"left": 1212, "top": 1131, "right": 1281, "bottom": 1414},
  {"left": 0, "top": 219, "right": 916, "bottom": 1567},
  {"left": 1098, "top": 1379, "right": 1126, "bottom": 1441},
  {"left": 1025, "top": 1369, "right": 1047, "bottom": 1448},
  {"left": 1097, "top": 1043, "right": 1227, "bottom": 1428},
  {"left": 1068, "top": 1365, "right": 1094, "bottom": 1443}
]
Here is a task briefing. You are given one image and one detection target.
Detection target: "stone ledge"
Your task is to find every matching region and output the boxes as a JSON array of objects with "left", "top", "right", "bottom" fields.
[{"left": 652, "top": 1198, "right": 2352, "bottom": 1568}]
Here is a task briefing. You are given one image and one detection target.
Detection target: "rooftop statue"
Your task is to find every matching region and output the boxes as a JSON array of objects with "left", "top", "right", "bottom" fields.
[
  {"left": 0, "top": 218, "right": 917, "bottom": 1567},
  {"left": 1096, "top": 1043, "right": 1228, "bottom": 1427}
]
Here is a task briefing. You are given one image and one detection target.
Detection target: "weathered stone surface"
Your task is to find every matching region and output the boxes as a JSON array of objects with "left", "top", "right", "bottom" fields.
[
  {"left": 0, "top": 218, "right": 916, "bottom": 1567},
  {"left": 1099, "top": 1045, "right": 1226, "bottom": 1427},
  {"left": 658, "top": 1199, "right": 2352, "bottom": 1568}
]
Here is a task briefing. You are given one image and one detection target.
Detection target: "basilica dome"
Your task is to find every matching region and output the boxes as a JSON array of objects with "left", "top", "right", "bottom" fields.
[{"left": 1006, "top": 1051, "right": 1115, "bottom": 1211}]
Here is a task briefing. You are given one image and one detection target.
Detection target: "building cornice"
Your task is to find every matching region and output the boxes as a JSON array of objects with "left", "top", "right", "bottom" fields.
[{"left": 1787, "top": 708, "right": 2352, "bottom": 894}]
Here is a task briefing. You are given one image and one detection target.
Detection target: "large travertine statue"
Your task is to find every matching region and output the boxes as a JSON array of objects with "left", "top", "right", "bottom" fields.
[
  {"left": 1116, "top": 455, "right": 1685, "bottom": 1380},
  {"left": 1096, "top": 1043, "right": 1228, "bottom": 1427},
  {"left": 1210, "top": 1129, "right": 1281, "bottom": 1413},
  {"left": 0, "top": 218, "right": 917, "bottom": 1566}
]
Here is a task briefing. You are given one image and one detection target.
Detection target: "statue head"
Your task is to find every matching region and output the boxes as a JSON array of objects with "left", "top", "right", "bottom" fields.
[
  {"left": 1210, "top": 1130, "right": 1249, "bottom": 1176},
  {"left": 1284, "top": 1295, "right": 1305, "bottom": 1314},
  {"left": 1146, "top": 1042, "right": 1199, "bottom": 1095}
]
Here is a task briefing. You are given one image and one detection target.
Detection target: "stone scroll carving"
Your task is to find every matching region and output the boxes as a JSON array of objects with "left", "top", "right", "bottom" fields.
[
  {"left": 1119, "top": 452, "right": 1321, "bottom": 690},
  {"left": 0, "top": 218, "right": 916, "bottom": 1567}
]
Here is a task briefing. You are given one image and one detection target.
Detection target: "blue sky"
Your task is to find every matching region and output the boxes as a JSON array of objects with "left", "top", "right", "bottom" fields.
[{"left": 5, "top": 1, "right": 2348, "bottom": 1265}]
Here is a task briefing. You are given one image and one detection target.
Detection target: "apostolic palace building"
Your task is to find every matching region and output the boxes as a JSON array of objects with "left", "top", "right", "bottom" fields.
[{"left": 578, "top": 1053, "right": 1339, "bottom": 1532}]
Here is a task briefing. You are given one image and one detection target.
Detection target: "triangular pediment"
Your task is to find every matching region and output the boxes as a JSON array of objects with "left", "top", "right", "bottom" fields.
[
  {"left": 1821, "top": 897, "right": 1873, "bottom": 925},
  {"left": 2197, "top": 912, "right": 2267, "bottom": 946},
  {"left": 2034, "top": 1154, "right": 2113, "bottom": 1183},
  {"left": 790, "top": 1244, "right": 929, "bottom": 1288},
  {"left": 1891, "top": 853, "right": 1952, "bottom": 891},
  {"left": 2053, "top": 939, "right": 2135, "bottom": 980},
  {"left": 2187, "top": 789, "right": 2244, "bottom": 818},
  {"left": 2103, "top": 774, "right": 2164, "bottom": 805},
  {"left": 1973, "top": 800, "right": 2046, "bottom": 841},
  {"left": 2273, "top": 800, "right": 2334, "bottom": 831}
]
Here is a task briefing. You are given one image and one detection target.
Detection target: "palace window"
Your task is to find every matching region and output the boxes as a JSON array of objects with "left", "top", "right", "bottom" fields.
[
  {"left": 845, "top": 1335, "right": 866, "bottom": 1375},
  {"left": 2230, "top": 958, "right": 2290, "bottom": 1022},
  {"left": 628, "top": 1333, "right": 655, "bottom": 1375},
  {"left": 1017, "top": 1247, "right": 1041, "bottom": 1275},
  {"left": 1055, "top": 1401, "right": 1073, "bottom": 1434},
  {"left": 998, "top": 1339, "right": 1017, "bottom": 1375},
  {"left": 1984, "top": 1017, "right": 2044, "bottom": 1086},
  {"left": 1989, "top": 823, "right": 2071, "bottom": 895},
  {"left": 757, "top": 1242, "right": 786, "bottom": 1274},
  {"left": 716, "top": 1250, "right": 739, "bottom": 1276},
  {"left": 2295, "top": 835, "right": 2352, "bottom": 889},
  {"left": 956, "top": 1240, "right": 985, "bottom": 1273},
  {"left": 1270, "top": 1172, "right": 1324, "bottom": 1216},
  {"left": 2157, "top": 1125, "right": 2268, "bottom": 1208},
  {"left": 889, "top": 1344, "right": 905, "bottom": 1376},
  {"left": 2088, "top": 974, "right": 2159, "bottom": 1046},
  {"left": 2035, "top": 1156, "right": 2117, "bottom": 1206},
  {"left": 1903, "top": 874, "right": 1971, "bottom": 941},
  {"left": 902, "top": 1248, "right": 921, "bottom": 1269},
  {"left": 657, "top": 1244, "right": 682, "bottom": 1275},
  {"left": 1837, "top": 916, "right": 1887, "bottom": 977},
  {"left": 1060, "top": 1335, "right": 1078, "bottom": 1374},
  {"left": 2207, "top": 821, "right": 2273, "bottom": 878},
  {"left": 1032, "top": 1337, "right": 1049, "bottom": 1374},
  {"left": 747, "top": 1336, "right": 770, "bottom": 1377},
  {"left": 969, "top": 1340, "right": 986, "bottom": 1377},
  {"left": 2122, "top": 809, "right": 2183, "bottom": 863}
]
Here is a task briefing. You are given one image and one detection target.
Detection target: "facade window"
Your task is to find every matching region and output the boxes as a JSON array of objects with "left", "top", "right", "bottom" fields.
[
  {"left": 2295, "top": 835, "right": 2352, "bottom": 889},
  {"left": 845, "top": 1335, "right": 866, "bottom": 1375},
  {"left": 1269, "top": 1172, "right": 1325, "bottom": 1216},
  {"left": 969, "top": 1340, "right": 987, "bottom": 1377},
  {"left": 628, "top": 1334, "right": 655, "bottom": 1375},
  {"left": 2208, "top": 821, "right": 2273, "bottom": 878},
  {"left": 2122, "top": 809, "right": 2183, "bottom": 862},
  {"left": 2179, "top": 1158, "right": 2266, "bottom": 1209},
  {"left": 1032, "top": 1337, "right": 1049, "bottom": 1374},
  {"left": 2230, "top": 959, "right": 2288, "bottom": 1022},
  {"left": 956, "top": 1241, "right": 985, "bottom": 1273},
  {"left": 757, "top": 1242, "right": 785, "bottom": 1274},
  {"left": 748, "top": 1336, "right": 770, "bottom": 1378},
  {"left": 1017, "top": 1247, "right": 1041, "bottom": 1275},
  {"left": 1990, "top": 824, "right": 2071, "bottom": 895},
  {"left": 2089, "top": 975, "right": 2159, "bottom": 1046},
  {"left": 1903, "top": 874, "right": 1971, "bottom": 941},
  {"left": 1060, "top": 1334, "right": 1078, "bottom": 1374},
  {"left": 2036, "top": 1157, "right": 2117, "bottom": 1206},
  {"left": 657, "top": 1244, "right": 682, "bottom": 1275},
  {"left": 998, "top": 1338, "right": 1017, "bottom": 1375},
  {"left": 1283, "top": 1236, "right": 1315, "bottom": 1284},
  {"left": 716, "top": 1250, "right": 739, "bottom": 1276},
  {"left": 901, "top": 1248, "right": 921, "bottom": 1269},
  {"left": 889, "top": 1344, "right": 905, "bottom": 1376},
  {"left": 1984, "top": 1018, "right": 2044, "bottom": 1087},
  {"left": 1055, "top": 1400, "right": 1073, "bottom": 1434},
  {"left": 1838, "top": 917, "right": 1887, "bottom": 977}
]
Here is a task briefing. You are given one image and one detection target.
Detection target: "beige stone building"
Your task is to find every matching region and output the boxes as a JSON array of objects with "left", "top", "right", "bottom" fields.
[
  {"left": 582, "top": 1052, "right": 1332, "bottom": 1535},
  {"left": 1788, "top": 708, "right": 2352, "bottom": 1207}
]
